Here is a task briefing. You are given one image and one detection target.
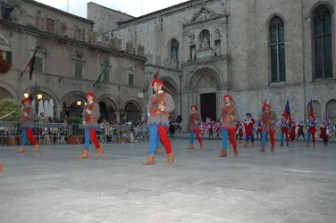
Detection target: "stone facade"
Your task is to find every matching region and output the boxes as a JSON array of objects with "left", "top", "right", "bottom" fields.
[
  {"left": 1, "top": 0, "right": 335, "bottom": 127},
  {"left": 0, "top": 0, "right": 146, "bottom": 123},
  {"left": 89, "top": 0, "right": 336, "bottom": 126}
]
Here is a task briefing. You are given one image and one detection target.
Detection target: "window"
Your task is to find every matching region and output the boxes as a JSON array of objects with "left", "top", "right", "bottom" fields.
[
  {"left": 6, "top": 51, "right": 12, "bottom": 65},
  {"left": 128, "top": 67, "right": 134, "bottom": 86},
  {"left": 102, "top": 67, "right": 109, "bottom": 82},
  {"left": 34, "top": 57, "right": 43, "bottom": 73},
  {"left": 313, "top": 5, "right": 333, "bottom": 79},
  {"left": 128, "top": 73, "right": 134, "bottom": 86},
  {"left": 75, "top": 64, "right": 83, "bottom": 78},
  {"left": 46, "top": 18, "right": 55, "bottom": 33},
  {"left": 270, "top": 16, "right": 286, "bottom": 83},
  {"left": 171, "top": 39, "right": 179, "bottom": 70},
  {"left": 0, "top": 50, "right": 11, "bottom": 64}
]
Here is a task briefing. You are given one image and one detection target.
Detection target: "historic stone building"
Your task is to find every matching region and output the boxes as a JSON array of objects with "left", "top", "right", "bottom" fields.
[
  {"left": 1, "top": 0, "right": 336, "bottom": 126},
  {"left": 0, "top": 0, "right": 146, "bottom": 123},
  {"left": 90, "top": 0, "right": 336, "bottom": 126}
]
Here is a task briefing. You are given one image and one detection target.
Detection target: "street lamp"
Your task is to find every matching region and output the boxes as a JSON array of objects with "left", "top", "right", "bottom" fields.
[{"left": 24, "top": 84, "right": 42, "bottom": 100}]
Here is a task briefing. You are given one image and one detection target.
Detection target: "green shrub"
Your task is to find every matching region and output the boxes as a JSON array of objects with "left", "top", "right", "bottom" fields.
[
  {"left": 0, "top": 98, "right": 21, "bottom": 121},
  {"left": 67, "top": 116, "right": 82, "bottom": 125}
]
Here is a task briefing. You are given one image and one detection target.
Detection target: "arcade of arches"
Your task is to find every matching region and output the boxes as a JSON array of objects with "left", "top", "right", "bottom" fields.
[{"left": 0, "top": 87, "right": 145, "bottom": 124}]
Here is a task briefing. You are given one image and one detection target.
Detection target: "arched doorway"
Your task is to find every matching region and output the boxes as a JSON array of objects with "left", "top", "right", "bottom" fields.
[
  {"left": 98, "top": 101, "right": 107, "bottom": 123},
  {"left": 124, "top": 101, "right": 142, "bottom": 123},
  {"left": 200, "top": 93, "right": 216, "bottom": 122},
  {"left": 61, "top": 91, "right": 85, "bottom": 119},
  {"left": 190, "top": 68, "right": 220, "bottom": 122}
]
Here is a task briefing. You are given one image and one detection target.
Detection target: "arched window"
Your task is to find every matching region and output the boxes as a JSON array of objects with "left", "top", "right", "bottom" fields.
[
  {"left": 313, "top": 5, "right": 333, "bottom": 79},
  {"left": 171, "top": 39, "right": 179, "bottom": 70},
  {"left": 269, "top": 16, "right": 286, "bottom": 83}
]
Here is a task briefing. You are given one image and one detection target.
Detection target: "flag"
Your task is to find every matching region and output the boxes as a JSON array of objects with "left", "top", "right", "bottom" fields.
[
  {"left": 142, "top": 71, "right": 159, "bottom": 92},
  {"left": 93, "top": 67, "right": 106, "bottom": 87},
  {"left": 283, "top": 100, "right": 292, "bottom": 127},
  {"left": 153, "top": 71, "right": 158, "bottom": 80},
  {"left": 21, "top": 49, "right": 38, "bottom": 80},
  {"left": 307, "top": 97, "right": 314, "bottom": 117}
]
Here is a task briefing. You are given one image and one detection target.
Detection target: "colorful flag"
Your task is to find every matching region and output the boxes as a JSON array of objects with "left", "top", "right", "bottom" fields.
[
  {"left": 283, "top": 100, "right": 292, "bottom": 126},
  {"left": 93, "top": 67, "right": 106, "bottom": 87},
  {"left": 307, "top": 97, "right": 314, "bottom": 117},
  {"left": 21, "top": 49, "right": 38, "bottom": 80}
]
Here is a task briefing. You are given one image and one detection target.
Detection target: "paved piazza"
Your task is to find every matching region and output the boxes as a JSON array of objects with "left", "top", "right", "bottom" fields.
[{"left": 0, "top": 133, "right": 335, "bottom": 223}]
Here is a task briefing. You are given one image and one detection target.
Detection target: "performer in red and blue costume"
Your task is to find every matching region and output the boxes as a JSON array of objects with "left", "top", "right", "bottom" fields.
[
  {"left": 219, "top": 94, "right": 239, "bottom": 157},
  {"left": 306, "top": 114, "right": 317, "bottom": 147},
  {"left": 243, "top": 113, "right": 255, "bottom": 147},
  {"left": 16, "top": 98, "right": 40, "bottom": 153},
  {"left": 79, "top": 92, "right": 103, "bottom": 158},
  {"left": 279, "top": 114, "right": 290, "bottom": 147},
  {"left": 144, "top": 79, "right": 175, "bottom": 165},
  {"left": 260, "top": 101, "right": 277, "bottom": 152},
  {"left": 188, "top": 105, "right": 203, "bottom": 149}
]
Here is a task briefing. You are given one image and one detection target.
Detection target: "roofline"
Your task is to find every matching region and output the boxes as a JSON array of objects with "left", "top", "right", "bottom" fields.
[
  {"left": 0, "top": 20, "right": 146, "bottom": 63},
  {"left": 87, "top": 2, "right": 135, "bottom": 19},
  {"left": 117, "top": 0, "right": 218, "bottom": 26},
  {"left": 27, "top": 0, "right": 94, "bottom": 24}
]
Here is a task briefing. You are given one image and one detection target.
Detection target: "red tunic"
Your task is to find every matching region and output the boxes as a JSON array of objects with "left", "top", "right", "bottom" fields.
[
  {"left": 320, "top": 127, "right": 328, "bottom": 139},
  {"left": 244, "top": 119, "right": 255, "bottom": 136}
]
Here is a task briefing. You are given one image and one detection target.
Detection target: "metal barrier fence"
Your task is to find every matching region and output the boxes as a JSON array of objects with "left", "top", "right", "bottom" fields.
[{"left": 0, "top": 121, "right": 148, "bottom": 145}]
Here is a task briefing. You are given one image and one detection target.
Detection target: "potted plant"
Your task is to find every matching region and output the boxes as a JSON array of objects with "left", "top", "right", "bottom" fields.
[{"left": 0, "top": 98, "right": 21, "bottom": 145}]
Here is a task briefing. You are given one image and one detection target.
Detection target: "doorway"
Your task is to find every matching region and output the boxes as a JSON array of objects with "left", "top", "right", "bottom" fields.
[{"left": 200, "top": 93, "right": 216, "bottom": 122}]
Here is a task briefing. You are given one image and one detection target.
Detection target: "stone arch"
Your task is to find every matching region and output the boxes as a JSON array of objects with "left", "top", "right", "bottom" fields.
[
  {"left": 190, "top": 67, "right": 220, "bottom": 89},
  {"left": 0, "top": 82, "right": 18, "bottom": 99},
  {"left": 160, "top": 77, "right": 178, "bottom": 95},
  {"left": 308, "top": 1, "right": 334, "bottom": 18},
  {"left": 21, "top": 86, "right": 59, "bottom": 119},
  {"left": 96, "top": 94, "right": 118, "bottom": 123},
  {"left": 265, "top": 13, "right": 287, "bottom": 28},
  {"left": 120, "top": 96, "right": 145, "bottom": 123},
  {"left": 326, "top": 99, "right": 336, "bottom": 124},
  {"left": 60, "top": 90, "right": 86, "bottom": 118},
  {"left": 121, "top": 96, "right": 145, "bottom": 112}
]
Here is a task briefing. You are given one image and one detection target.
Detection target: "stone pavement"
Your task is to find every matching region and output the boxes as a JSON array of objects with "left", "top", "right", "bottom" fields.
[{"left": 0, "top": 133, "right": 335, "bottom": 223}]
